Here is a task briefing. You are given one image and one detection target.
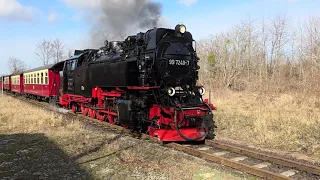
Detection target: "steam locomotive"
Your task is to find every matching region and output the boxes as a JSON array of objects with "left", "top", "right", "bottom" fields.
[{"left": 2, "top": 24, "right": 217, "bottom": 142}]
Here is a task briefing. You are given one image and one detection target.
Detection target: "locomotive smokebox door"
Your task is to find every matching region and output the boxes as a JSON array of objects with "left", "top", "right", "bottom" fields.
[{"left": 116, "top": 100, "right": 133, "bottom": 127}]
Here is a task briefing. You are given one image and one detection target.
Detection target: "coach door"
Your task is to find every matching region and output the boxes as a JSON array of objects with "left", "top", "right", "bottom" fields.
[{"left": 63, "top": 59, "right": 77, "bottom": 94}]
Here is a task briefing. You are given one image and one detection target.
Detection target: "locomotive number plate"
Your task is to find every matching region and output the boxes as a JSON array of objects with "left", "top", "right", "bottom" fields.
[{"left": 168, "top": 59, "right": 190, "bottom": 66}]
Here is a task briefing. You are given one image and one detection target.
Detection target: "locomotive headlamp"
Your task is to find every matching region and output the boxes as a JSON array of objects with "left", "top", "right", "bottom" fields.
[
  {"left": 179, "top": 25, "right": 186, "bottom": 33},
  {"left": 199, "top": 87, "right": 206, "bottom": 96},
  {"left": 168, "top": 87, "right": 176, "bottom": 96},
  {"left": 175, "top": 24, "right": 186, "bottom": 34}
]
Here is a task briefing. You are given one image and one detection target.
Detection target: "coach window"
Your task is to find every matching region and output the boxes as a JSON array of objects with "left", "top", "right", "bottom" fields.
[
  {"left": 71, "top": 60, "right": 76, "bottom": 70},
  {"left": 41, "top": 73, "right": 44, "bottom": 84},
  {"left": 45, "top": 72, "right": 48, "bottom": 84},
  {"left": 33, "top": 73, "right": 36, "bottom": 84}
]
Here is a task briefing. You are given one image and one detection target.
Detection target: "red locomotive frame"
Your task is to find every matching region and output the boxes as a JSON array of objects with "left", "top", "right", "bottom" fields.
[{"left": 59, "top": 86, "right": 216, "bottom": 142}]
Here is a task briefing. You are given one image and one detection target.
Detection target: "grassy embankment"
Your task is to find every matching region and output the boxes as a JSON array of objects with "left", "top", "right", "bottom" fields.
[{"left": 208, "top": 89, "right": 320, "bottom": 162}]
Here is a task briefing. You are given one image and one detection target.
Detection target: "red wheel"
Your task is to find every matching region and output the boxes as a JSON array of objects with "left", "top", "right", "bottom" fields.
[
  {"left": 88, "top": 108, "right": 96, "bottom": 119},
  {"left": 81, "top": 105, "right": 88, "bottom": 116},
  {"left": 96, "top": 112, "right": 106, "bottom": 122},
  {"left": 71, "top": 104, "right": 77, "bottom": 113},
  {"left": 122, "top": 124, "right": 129, "bottom": 129},
  {"left": 108, "top": 115, "right": 116, "bottom": 125}
]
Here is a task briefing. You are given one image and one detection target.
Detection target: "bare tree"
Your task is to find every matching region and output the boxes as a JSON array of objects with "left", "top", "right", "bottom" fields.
[
  {"left": 67, "top": 49, "right": 74, "bottom": 58},
  {"left": 35, "top": 39, "right": 53, "bottom": 65},
  {"left": 7, "top": 57, "right": 27, "bottom": 74},
  {"left": 51, "top": 38, "right": 65, "bottom": 63},
  {"left": 305, "top": 17, "right": 320, "bottom": 67},
  {"left": 268, "top": 14, "right": 289, "bottom": 78}
]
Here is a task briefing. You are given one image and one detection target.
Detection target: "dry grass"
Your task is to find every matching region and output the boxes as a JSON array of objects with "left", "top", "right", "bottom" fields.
[
  {"left": 208, "top": 89, "right": 320, "bottom": 162},
  {"left": 0, "top": 95, "right": 253, "bottom": 180}
]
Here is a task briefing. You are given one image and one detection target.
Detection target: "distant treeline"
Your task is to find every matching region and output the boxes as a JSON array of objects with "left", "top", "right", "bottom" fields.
[{"left": 197, "top": 15, "right": 320, "bottom": 95}]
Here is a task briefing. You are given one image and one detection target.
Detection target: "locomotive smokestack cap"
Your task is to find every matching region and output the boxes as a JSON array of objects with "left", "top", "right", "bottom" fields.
[{"left": 175, "top": 24, "right": 186, "bottom": 34}]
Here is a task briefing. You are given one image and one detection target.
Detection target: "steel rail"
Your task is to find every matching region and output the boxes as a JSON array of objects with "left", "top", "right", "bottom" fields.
[
  {"left": 206, "top": 140, "right": 320, "bottom": 176},
  {"left": 166, "top": 143, "right": 291, "bottom": 180}
]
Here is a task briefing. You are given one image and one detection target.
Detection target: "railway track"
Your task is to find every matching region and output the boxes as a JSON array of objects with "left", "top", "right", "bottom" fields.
[{"left": 3, "top": 93, "right": 320, "bottom": 180}]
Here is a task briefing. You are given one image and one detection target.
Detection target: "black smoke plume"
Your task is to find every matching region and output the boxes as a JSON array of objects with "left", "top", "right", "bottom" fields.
[{"left": 89, "top": 0, "right": 165, "bottom": 47}]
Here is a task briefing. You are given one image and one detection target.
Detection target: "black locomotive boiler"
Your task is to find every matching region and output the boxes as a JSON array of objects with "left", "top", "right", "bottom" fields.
[{"left": 59, "top": 24, "right": 217, "bottom": 141}]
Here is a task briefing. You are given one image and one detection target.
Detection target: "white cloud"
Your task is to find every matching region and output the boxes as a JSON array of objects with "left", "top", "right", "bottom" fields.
[
  {"left": 178, "top": 0, "right": 199, "bottom": 6},
  {"left": 0, "top": 0, "right": 36, "bottom": 22},
  {"left": 48, "top": 12, "right": 58, "bottom": 24}
]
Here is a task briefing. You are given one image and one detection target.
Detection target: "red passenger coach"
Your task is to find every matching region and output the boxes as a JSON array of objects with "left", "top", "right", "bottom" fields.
[
  {"left": 11, "top": 74, "right": 23, "bottom": 94},
  {"left": 3, "top": 75, "right": 11, "bottom": 91},
  {"left": 23, "top": 64, "right": 61, "bottom": 100}
]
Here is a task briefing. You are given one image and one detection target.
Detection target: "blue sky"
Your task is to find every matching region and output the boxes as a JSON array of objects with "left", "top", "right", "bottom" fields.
[{"left": 0, "top": 0, "right": 319, "bottom": 74}]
